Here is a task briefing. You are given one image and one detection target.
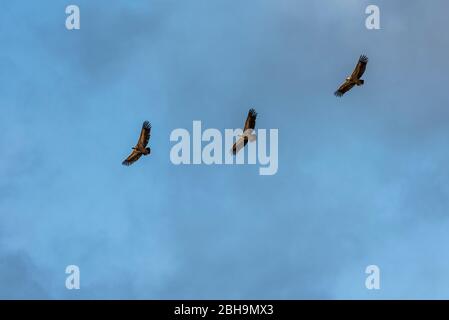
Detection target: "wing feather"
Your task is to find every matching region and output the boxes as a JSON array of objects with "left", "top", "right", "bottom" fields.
[
  {"left": 231, "top": 136, "right": 248, "bottom": 155},
  {"left": 243, "top": 109, "right": 257, "bottom": 132},
  {"left": 137, "top": 121, "right": 151, "bottom": 148},
  {"left": 334, "top": 81, "right": 355, "bottom": 97},
  {"left": 122, "top": 149, "right": 143, "bottom": 166},
  {"left": 350, "top": 54, "right": 368, "bottom": 79}
]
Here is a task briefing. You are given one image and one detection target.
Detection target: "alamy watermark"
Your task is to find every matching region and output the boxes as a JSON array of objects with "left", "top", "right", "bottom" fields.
[
  {"left": 365, "top": 265, "right": 380, "bottom": 290},
  {"left": 169, "top": 121, "right": 278, "bottom": 175},
  {"left": 65, "top": 265, "right": 80, "bottom": 290},
  {"left": 65, "top": 5, "right": 80, "bottom": 30},
  {"left": 365, "top": 5, "right": 380, "bottom": 30}
]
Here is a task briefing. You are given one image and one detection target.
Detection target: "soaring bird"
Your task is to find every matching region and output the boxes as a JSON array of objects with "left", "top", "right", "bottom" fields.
[
  {"left": 334, "top": 55, "right": 368, "bottom": 97},
  {"left": 231, "top": 108, "right": 257, "bottom": 155},
  {"left": 122, "top": 121, "right": 152, "bottom": 166}
]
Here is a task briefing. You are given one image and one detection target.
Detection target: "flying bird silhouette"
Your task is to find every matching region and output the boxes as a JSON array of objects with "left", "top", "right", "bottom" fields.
[
  {"left": 231, "top": 108, "right": 257, "bottom": 155},
  {"left": 122, "top": 121, "right": 152, "bottom": 166},
  {"left": 334, "top": 55, "right": 368, "bottom": 97}
]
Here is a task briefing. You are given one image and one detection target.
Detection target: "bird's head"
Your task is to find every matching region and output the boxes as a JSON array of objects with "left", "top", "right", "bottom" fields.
[{"left": 346, "top": 76, "right": 351, "bottom": 81}]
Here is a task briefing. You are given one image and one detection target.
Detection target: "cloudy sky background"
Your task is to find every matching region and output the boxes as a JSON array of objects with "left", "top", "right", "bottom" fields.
[{"left": 1, "top": 0, "right": 449, "bottom": 299}]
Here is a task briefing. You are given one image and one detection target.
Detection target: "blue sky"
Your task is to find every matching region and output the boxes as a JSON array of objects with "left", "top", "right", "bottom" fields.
[{"left": 1, "top": 0, "right": 449, "bottom": 299}]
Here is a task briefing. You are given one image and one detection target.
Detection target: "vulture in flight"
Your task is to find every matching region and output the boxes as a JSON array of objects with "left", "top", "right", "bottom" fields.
[
  {"left": 122, "top": 121, "right": 152, "bottom": 166},
  {"left": 231, "top": 108, "right": 257, "bottom": 155},
  {"left": 334, "top": 55, "right": 368, "bottom": 97}
]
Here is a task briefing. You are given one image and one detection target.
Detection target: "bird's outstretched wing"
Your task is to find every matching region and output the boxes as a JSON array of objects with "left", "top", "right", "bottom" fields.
[
  {"left": 243, "top": 109, "right": 257, "bottom": 132},
  {"left": 122, "top": 149, "right": 143, "bottom": 166},
  {"left": 334, "top": 81, "right": 355, "bottom": 97},
  {"left": 231, "top": 136, "right": 247, "bottom": 155},
  {"left": 231, "top": 109, "right": 257, "bottom": 155},
  {"left": 350, "top": 54, "right": 368, "bottom": 80},
  {"left": 137, "top": 121, "right": 151, "bottom": 148}
]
